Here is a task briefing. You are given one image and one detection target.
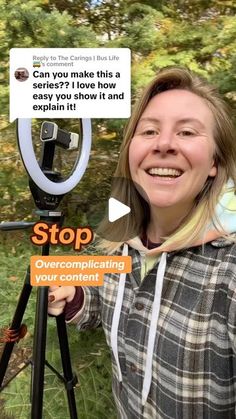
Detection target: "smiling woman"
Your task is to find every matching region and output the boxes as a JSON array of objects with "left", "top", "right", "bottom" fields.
[
  {"left": 129, "top": 89, "right": 217, "bottom": 242},
  {"left": 48, "top": 66, "right": 236, "bottom": 419}
]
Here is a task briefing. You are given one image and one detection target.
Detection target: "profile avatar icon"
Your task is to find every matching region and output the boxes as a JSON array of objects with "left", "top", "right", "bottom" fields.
[{"left": 14, "top": 67, "right": 29, "bottom": 82}]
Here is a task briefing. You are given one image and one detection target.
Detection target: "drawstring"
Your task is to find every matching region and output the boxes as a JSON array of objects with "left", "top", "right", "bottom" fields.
[
  {"left": 142, "top": 251, "right": 167, "bottom": 406},
  {"left": 111, "top": 244, "right": 167, "bottom": 408},
  {"left": 110, "top": 243, "right": 128, "bottom": 383}
]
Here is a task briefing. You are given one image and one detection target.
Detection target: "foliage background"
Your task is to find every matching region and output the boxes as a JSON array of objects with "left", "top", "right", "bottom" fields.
[{"left": 0, "top": 0, "right": 236, "bottom": 417}]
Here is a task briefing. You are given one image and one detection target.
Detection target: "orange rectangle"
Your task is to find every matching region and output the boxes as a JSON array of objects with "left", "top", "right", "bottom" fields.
[{"left": 30, "top": 255, "right": 132, "bottom": 286}]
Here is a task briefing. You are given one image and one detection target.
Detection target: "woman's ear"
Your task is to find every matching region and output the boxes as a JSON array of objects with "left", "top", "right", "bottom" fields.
[
  {"left": 209, "top": 158, "right": 217, "bottom": 177},
  {"left": 209, "top": 165, "right": 217, "bottom": 177}
]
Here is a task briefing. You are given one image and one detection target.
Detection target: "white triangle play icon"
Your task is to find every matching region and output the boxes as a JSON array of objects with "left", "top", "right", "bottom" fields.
[{"left": 108, "top": 197, "right": 131, "bottom": 222}]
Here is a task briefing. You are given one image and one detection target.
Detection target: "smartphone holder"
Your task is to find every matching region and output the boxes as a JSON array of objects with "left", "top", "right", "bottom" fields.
[{"left": 0, "top": 118, "right": 92, "bottom": 419}]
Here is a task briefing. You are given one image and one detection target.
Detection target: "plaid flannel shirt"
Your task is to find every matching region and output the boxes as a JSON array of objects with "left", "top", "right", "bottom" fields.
[{"left": 75, "top": 237, "right": 236, "bottom": 418}]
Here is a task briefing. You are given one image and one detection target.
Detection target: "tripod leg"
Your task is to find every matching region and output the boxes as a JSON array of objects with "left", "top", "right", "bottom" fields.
[
  {"left": 56, "top": 313, "right": 78, "bottom": 419},
  {"left": 31, "top": 286, "right": 48, "bottom": 419},
  {"left": 0, "top": 267, "right": 32, "bottom": 388}
]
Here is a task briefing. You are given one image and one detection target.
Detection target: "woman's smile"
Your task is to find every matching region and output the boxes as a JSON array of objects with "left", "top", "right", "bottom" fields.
[{"left": 145, "top": 167, "right": 184, "bottom": 182}]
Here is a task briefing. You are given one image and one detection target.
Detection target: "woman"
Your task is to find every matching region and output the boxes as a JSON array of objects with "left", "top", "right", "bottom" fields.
[{"left": 49, "top": 67, "right": 236, "bottom": 418}]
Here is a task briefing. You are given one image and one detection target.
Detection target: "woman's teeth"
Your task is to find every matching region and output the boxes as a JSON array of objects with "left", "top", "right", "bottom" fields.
[{"left": 147, "top": 168, "right": 182, "bottom": 177}]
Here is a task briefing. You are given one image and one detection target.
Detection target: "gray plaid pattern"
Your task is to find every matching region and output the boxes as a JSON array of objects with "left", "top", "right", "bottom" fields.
[{"left": 76, "top": 238, "right": 236, "bottom": 418}]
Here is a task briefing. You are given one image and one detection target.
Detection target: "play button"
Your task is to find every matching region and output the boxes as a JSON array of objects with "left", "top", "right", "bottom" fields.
[
  {"left": 108, "top": 198, "right": 130, "bottom": 222},
  {"left": 94, "top": 177, "right": 150, "bottom": 242}
]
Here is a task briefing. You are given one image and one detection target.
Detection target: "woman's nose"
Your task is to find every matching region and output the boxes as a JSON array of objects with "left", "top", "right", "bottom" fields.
[{"left": 152, "top": 131, "right": 178, "bottom": 155}]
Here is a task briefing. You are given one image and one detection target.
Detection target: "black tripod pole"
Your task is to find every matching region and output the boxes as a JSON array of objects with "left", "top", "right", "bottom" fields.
[
  {"left": 56, "top": 314, "right": 78, "bottom": 417},
  {"left": 30, "top": 213, "right": 78, "bottom": 419},
  {"left": 31, "top": 242, "right": 50, "bottom": 419},
  {"left": 0, "top": 267, "right": 32, "bottom": 387},
  {"left": 0, "top": 222, "right": 34, "bottom": 388}
]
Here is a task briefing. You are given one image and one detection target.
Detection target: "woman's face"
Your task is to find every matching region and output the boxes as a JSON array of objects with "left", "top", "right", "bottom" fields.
[{"left": 129, "top": 89, "right": 217, "bottom": 215}]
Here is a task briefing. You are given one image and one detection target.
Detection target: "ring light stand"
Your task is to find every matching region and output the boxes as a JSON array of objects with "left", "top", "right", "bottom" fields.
[{"left": 0, "top": 118, "right": 92, "bottom": 419}]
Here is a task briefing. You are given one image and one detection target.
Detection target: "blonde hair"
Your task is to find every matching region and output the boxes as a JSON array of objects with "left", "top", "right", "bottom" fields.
[{"left": 97, "top": 66, "right": 236, "bottom": 253}]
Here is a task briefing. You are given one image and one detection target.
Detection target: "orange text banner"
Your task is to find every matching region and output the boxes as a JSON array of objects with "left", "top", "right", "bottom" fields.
[{"left": 30, "top": 255, "right": 132, "bottom": 286}]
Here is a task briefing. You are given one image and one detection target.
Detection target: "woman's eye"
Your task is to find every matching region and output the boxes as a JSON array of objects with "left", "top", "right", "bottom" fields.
[
  {"left": 178, "top": 130, "right": 196, "bottom": 137},
  {"left": 142, "top": 130, "right": 158, "bottom": 138}
]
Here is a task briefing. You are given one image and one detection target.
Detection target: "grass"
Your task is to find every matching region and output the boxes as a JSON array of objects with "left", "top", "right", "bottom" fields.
[{"left": 0, "top": 232, "right": 115, "bottom": 418}]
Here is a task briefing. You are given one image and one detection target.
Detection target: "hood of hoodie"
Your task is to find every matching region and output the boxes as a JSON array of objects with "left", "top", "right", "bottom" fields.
[{"left": 127, "top": 179, "right": 236, "bottom": 255}]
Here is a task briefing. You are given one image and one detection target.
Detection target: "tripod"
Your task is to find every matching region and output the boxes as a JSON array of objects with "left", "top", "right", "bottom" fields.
[
  {"left": 0, "top": 212, "right": 78, "bottom": 419},
  {"left": 0, "top": 127, "right": 80, "bottom": 418}
]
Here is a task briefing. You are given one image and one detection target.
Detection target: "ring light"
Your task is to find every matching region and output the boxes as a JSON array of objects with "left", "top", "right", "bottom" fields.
[{"left": 17, "top": 118, "right": 92, "bottom": 195}]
